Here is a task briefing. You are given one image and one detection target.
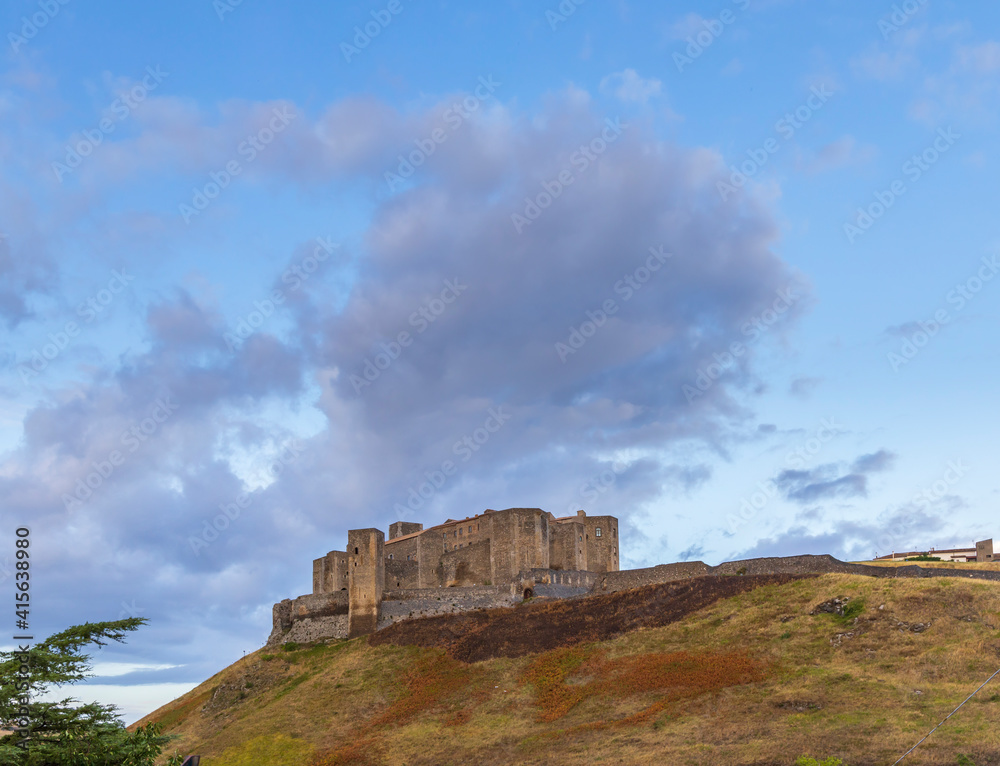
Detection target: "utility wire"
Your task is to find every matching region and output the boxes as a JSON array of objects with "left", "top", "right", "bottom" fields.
[{"left": 890, "top": 666, "right": 1000, "bottom": 765}]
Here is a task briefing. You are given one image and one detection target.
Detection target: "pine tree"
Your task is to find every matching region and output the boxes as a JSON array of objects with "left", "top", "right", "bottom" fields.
[{"left": 0, "top": 618, "right": 181, "bottom": 765}]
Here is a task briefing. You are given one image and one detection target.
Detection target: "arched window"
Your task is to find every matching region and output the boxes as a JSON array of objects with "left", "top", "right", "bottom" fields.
[{"left": 596, "top": 527, "right": 602, "bottom": 537}]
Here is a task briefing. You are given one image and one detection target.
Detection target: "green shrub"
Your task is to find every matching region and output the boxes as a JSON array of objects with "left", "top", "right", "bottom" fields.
[
  {"left": 841, "top": 599, "right": 865, "bottom": 620},
  {"left": 281, "top": 641, "right": 299, "bottom": 652},
  {"left": 957, "top": 755, "right": 977, "bottom": 766},
  {"left": 795, "top": 757, "right": 842, "bottom": 766}
]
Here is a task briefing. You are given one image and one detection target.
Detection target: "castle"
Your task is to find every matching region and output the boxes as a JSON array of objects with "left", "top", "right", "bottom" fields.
[
  {"left": 267, "top": 512, "right": 1000, "bottom": 648},
  {"left": 269, "top": 507, "right": 619, "bottom": 644}
]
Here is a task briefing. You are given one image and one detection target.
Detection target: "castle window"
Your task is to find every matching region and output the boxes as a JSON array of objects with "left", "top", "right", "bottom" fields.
[
  {"left": 388, "top": 554, "right": 393, "bottom": 559},
  {"left": 459, "top": 528, "right": 463, "bottom": 536},
  {"left": 469, "top": 525, "right": 473, "bottom": 533},
  {"left": 579, "top": 535, "right": 582, "bottom": 542},
  {"left": 596, "top": 527, "right": 602, "bottom": 537}
]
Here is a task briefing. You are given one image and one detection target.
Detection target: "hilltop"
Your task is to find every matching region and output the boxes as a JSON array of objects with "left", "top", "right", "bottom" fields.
[{"left": 139, "top": 567, "right": 1000, "bottom": 765}]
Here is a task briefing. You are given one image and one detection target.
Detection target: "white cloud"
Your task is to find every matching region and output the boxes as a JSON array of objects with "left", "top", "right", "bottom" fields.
[
  {"left": 954, "top": 41, "right": 1000, "bottom": 73},
  {"left": 599, "top": 69, "right": 662, "bottom": 104}
]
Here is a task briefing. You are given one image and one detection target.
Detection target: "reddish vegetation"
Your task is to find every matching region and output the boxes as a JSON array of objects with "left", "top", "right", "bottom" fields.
[
  {"left": 370, "top": 573, "right": 813, "bottom": 662},
  {"left": 521, "top": 646, "right": 770, "bottom": 726},
  {"left": 311, "top": 653, "right": 483, "bottom": 766},
  {"left": 314, "top": 576, "right": 798, "bottom": 764}
]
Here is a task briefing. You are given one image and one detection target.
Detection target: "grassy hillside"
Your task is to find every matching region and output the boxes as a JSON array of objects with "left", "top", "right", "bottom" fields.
[
  {"left": 140, "top": 573, "right": 1000, "bottom": 766},
  {"left": 859, "top": 560, "right": 1000, "bottom": 571}
]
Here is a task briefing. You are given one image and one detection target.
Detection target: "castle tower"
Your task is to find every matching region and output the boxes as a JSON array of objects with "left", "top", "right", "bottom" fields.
[
  {"left": 389, "top": 521, "right": 423, "bottom": 539},
  {"left": 347, "top": 528, "right": 384, "bottom": 638}
]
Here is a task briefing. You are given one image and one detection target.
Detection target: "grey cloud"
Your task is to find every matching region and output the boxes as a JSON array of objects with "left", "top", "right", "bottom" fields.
[
  {"left": 728, "top": 501, "right": 952, "bottom": 563},
  {"left": 0, "top": 91, "right": 809, "bottom": 710},
  {"left": 774, "top": 449, "right": 897, "bottom": 505},
  {"left": 788, "top": 376, "right": 820, "bottom": 398},
  {"left": 852, "top": 449, "right": 896, "bottom": 474},
  {"left": 0, "top": 234, "right": 57, "bottom": 328}
]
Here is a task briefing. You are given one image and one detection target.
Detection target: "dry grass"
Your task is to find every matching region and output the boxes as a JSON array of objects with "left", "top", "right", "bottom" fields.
[
  {"left": 145, "top": 574, "right": 1000, "bottom": 765},
  {"left": 859, "top": 559, "right": 1000, "bottom": 571}
]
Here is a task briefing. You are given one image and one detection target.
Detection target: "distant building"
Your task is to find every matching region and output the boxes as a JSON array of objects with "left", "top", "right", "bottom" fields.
[{"left": 874, "top": 538, "right": 993, "bottom": 563}]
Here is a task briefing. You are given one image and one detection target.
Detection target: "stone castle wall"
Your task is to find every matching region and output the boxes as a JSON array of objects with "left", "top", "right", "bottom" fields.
[
  {"left": 378, "top": 585, "right": 514, "bottom": 629},
  {"left": 267, "top": 590, "right": 349, "bottom": 646},
  {"left": 435, "top": 538, "right": 492, "bottom": 587},
  {"left": 597, "top": 554, "right": 1000, "bottom": 594}
]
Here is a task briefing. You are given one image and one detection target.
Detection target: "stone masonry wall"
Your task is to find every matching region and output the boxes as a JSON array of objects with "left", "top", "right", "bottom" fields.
[
  {"left": 377, "top": 585, "right": 515, "bottom": 629},
  {"left": 385, "top": 558, "right": 419, "bottom": 589},
  {"left": 435, "top": 538, "right": 492, "bottom": 587},
  {"left": 550, "top": 519, "right": 586, "bottom": 572},
  {"left": 597, "top": 554, "right": 1000, "bottom": 593},
  {"left": 583, "top": 515, "right": 619, "bottom": 573},
  {"left": 520, "top": 568, "right": 599, "bottom": 599},
  {"left": 267, "top": 591, "right": 349, "bottom": 646}
]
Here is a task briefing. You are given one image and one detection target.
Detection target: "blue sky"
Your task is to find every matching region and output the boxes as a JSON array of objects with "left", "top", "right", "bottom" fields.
[{"left": 2, "top": 0, "right": 999, "bottom": 724}]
